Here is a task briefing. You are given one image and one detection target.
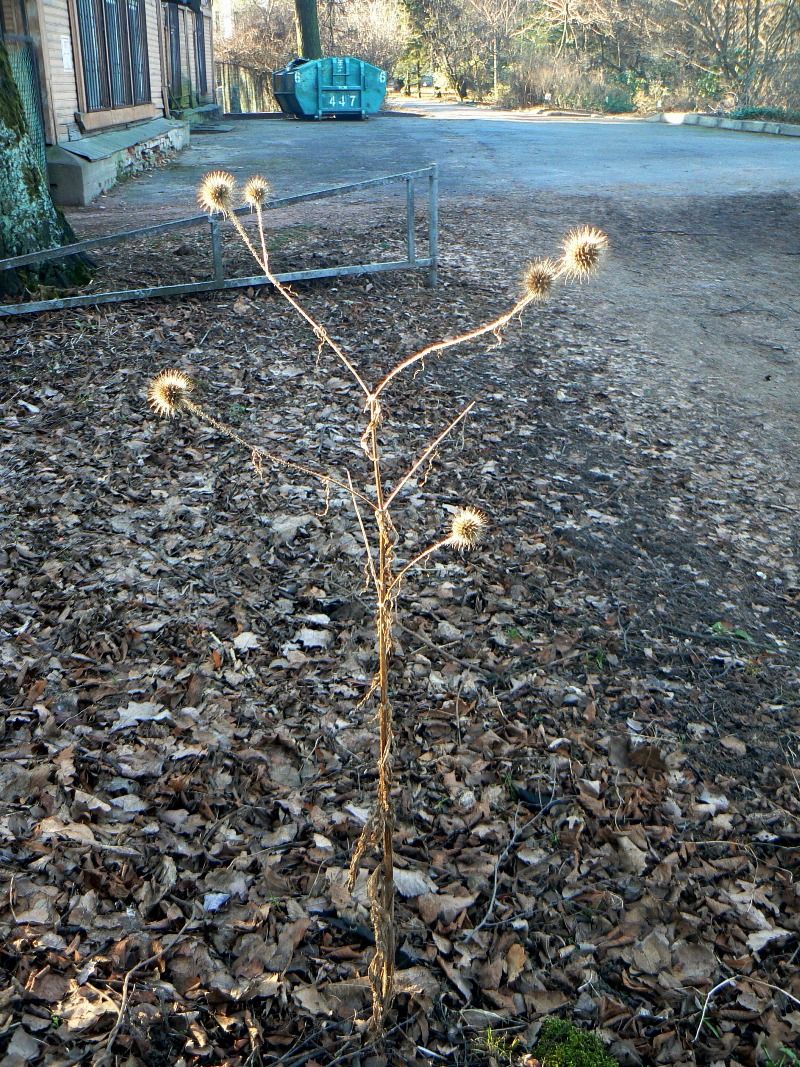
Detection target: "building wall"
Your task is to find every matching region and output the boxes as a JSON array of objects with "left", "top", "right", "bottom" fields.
[
  {"left": 37, "top": 0, "right": 166, "bottom": 143},
  {"left": 1, "top": 0, "right": 26, "bottom": 33},
  {"left": 164, "top": 2, "right": 214, "bottom": 109},
  {"left": 146, "top": 0, "right": 163, "bottom": 110},
  {"left": 181, "top": 4, "right": 194, "bottom": 90},
  {"left": 203, "top": 11, "right": 212, "bottom": 101},
  {"left": 40, "top": 0, "right": 79, "bottom": 140}
]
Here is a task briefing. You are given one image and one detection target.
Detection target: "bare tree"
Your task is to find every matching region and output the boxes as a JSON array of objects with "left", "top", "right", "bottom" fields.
[
  {"left": 320, "top": 0, "right": 410, "bottom": 72},
  {"left": 465, "top": 0, "right": 527, "bottom": 94},
  {"left": 660, "top": 0, "right": 800, "bottom": 102}
]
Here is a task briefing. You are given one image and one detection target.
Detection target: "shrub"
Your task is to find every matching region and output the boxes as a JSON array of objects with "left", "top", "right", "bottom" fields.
[
  {"left": 731, "top": 105, "right": 800, "bottom": 124},
  {"left": 507, "top": 47, "right": 630, "bottom": 113}
]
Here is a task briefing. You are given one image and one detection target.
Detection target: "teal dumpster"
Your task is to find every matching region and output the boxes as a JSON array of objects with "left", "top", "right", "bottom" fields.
[{"left": 273, "top": 57, "right": 387, "bottom": 120}]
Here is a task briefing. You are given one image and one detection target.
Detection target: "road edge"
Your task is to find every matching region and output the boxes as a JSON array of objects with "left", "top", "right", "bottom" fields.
[{"left": 649, "top": 112, "right": 800, "bottom": 137}]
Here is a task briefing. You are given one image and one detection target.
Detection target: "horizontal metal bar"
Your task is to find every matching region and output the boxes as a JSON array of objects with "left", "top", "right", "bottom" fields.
[
  {"left": 0, "top": 259, "right": 432, "bottom": 317},
  {"left": 0, "top": 166, "right": 436, "bottom": 272},
  {"left": 0, "top": 216, "right": 210, "bottom": 270},
  {"left": 255, "top": 167, "right": 435, "bottom": 210}
]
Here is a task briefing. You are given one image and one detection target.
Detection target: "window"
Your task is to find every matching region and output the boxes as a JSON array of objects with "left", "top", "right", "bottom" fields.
[{"left": 75, "top": 0, "right": 150, "bottom": 111}]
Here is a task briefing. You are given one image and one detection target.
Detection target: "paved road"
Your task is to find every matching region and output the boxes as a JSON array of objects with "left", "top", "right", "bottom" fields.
[{"left": 83, "top": 102, "right": 800, "bottom": 216}]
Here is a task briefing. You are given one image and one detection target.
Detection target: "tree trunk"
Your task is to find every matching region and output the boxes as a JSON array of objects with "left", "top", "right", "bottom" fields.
[
  {"left": 0, "top": 40, "right": 88, "bottom": 296},
  {"left": 293, "top": 0, "right": 322, "bottom": 59}
]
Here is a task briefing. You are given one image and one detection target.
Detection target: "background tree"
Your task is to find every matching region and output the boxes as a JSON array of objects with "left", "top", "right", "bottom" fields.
[
  {"left": 401, "top": 0, "right": 489, "bottom": 98},
  {"left": 220, "top": 0, "right": 800, "bottom": 111},
  {"left": 0, "top": 40, "right": 88, "bottom": 297},
  {"left": 294, "top": 0, "right": 322, "bottom": 56},
  {"left": 654, "top": 0, "right": 800, "bottom": 104}
]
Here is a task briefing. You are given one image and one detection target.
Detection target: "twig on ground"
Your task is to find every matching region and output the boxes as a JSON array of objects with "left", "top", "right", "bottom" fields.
[
  {"left": 693, "top": 977, "right": 737, "bottom": 1041},
  {"left": 464, "top": 788, "right": 570, "bottom": 941},
  {"left": 464, "top": 805, "right": 524, "bottom": 942},
  {"left": 746, "top": 975, "right": 800, "bottom": 1009},
  {"left": 693, "top": 974, "right": 800, "bottom": 1043},
  {"left": 99, "top": 916, "right": 195, "bottom": 1061},
  {"left": 395, "top": 619, "right": 494, "bottom": 679}
]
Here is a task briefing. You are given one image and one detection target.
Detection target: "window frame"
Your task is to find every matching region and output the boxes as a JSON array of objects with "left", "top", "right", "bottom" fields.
[{"left": 73, "top": 0, "right": 151, "bottom": 114}]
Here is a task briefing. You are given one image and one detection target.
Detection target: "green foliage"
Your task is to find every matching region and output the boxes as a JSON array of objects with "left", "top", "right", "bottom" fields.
[
  {"left": 764, "top": 1049, "right": 800, "bottom": 1067},
  {"left": 710, "top": 620, "right": 754, "bottom": 642},
  {"left": 731, "top": 105, "right": 800, "bottom": 124},
  {"left": 695, "top": 70, "right": 722, "bottom": 100},
  {"left": 474, "top": 1026, "right": 521, "bottom": 1064},
  {"left": 603, "top": 87, "right": 634, "bottom": 113},
  {"left": 531, "top": 1019, "right": 619, "bottom": 1067}
]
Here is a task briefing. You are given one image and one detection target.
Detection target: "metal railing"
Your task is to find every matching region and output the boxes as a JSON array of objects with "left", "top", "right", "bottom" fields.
[{"left": 0, "top": 165, "right": 439, "bottom": 317}]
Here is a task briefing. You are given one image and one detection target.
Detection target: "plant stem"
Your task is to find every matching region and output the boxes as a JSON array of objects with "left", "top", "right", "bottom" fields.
[
  {"left": 376, "top": 519, "right": 395, "bottom": 1017},
  {"left": 389, "top": 536, "right": 450, "bottom": 592},
  {"left": 369, "top": 399, "right": 395, "bottom": 1025},
  {"left": 246, "top": 207, "right": 371, "bottom": 398},
  {"left": 180, "top": 398, "right": 374, "bottom": 508},
  {"left": 372, "top": 293, "right": 534, "bottom": 398}
]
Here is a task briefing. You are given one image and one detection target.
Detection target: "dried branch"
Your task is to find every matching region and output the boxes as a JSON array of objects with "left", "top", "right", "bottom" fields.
[{"left": 150, "top": 170, "right": 608, "bottom": 1031}]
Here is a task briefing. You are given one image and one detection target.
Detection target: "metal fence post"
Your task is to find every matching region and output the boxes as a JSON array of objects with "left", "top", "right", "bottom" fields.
[
  {"left": 427, "top": 164, "right": 438, "bottom": 288},
  {"left": 210, "top": 218, "right": 223, "bottom": 285},
  {"left": 406, "top": 178, "right": 416, "bottom": 265}
]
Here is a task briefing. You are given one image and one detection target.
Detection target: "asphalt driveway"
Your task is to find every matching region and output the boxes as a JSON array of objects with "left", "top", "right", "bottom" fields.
[{"left": 72, "top": 102, "right": 800, "bottom": 219}]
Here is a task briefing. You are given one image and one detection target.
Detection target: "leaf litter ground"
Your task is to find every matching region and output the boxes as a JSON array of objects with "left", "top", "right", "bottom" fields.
[{"left": 1, "top": 192, "right": 799, "bottom": 1067}]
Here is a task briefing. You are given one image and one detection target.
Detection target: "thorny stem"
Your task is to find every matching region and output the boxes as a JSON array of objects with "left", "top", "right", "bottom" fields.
[
  {"left": 384, "top": 399, "right": 477, "bottom": 508},
  {"left": 368, "top": 398, "right": 396, "bottom": 1027},
  {"left": 162, "top": 193, "right": 608, "bottom": 1032},
  {"left": 389, "top": 536, "right": 451, "bottom": 593},
  {"left": 235, "top": 207, "right": 372, "bottom": 399},
  {"left": 347, "top": 471, "right": 378, "bottom": 591},
  {"left": 373, "top": 293, "right": 535, "bottom": 398}
]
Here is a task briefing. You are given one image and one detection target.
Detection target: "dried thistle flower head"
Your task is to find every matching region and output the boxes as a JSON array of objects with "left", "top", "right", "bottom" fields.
[
  {"left": 561, "top": 227, "right": 608, "bottom": 278},
  {"left": 448, "top": 506, "right": 488, "bottom": 551},
  {"left": 198, "top": 170, "right": 236, "bottom": 216},
  {"left": 147, "top": 369, "right": 193, "bottom": 418},
  {"left": 523, "top": 258, "right": 558, "bottom": 301},
  {"left": 243, "top": 175, "right": 271, "bottom": 208}
]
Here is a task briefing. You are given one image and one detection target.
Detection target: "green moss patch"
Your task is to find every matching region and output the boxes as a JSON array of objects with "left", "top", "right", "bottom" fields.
[{"left": 531, "top": 1019, "right": 619, "bottom": 1067}]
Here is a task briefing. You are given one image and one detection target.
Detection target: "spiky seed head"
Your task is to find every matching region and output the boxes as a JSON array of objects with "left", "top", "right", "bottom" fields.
[
  {"left": 523, "top": 258, "right": 558, "bottom": 301},
  {"left": 561, "top": 227, "right": 608, "bottom": 278},
  {"left": 197, "top": 170, "right": 236, "bottom": 216},
  {"left": 448, "top": 506, "right": 488, "bottom": 551},
  {"left": 147, "top": 369, "right": 193, "bottom": 418},
  {"left": 243, "top": 175, "right": 271, "bottom": 208}
]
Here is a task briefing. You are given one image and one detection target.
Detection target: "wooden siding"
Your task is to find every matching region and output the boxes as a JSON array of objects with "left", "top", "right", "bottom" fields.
[
  {"left": 203, "top": 12, "right": 213, "bottom": 102},
  {"left": 145, "top": 0, "right": 163, "bottom": 113},
  {"left": 40, "top": 0, "right": 79, "bottom": 141},
  {"left": 181, "top": 5, "right": 195, "bottom": 90},
  {"left": 37, "top": 0, "right": 164, "bottom": 143}
]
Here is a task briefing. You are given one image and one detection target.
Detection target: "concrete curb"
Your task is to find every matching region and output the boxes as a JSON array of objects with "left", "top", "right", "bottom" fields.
[{"left": 649, "top": 112, "right": 800, "bottom": 137}]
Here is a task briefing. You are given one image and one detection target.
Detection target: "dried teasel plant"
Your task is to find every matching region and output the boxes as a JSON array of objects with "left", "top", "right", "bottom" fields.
[{"left": 148, "top": 172, "right": 607, "bottom": 1028}]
